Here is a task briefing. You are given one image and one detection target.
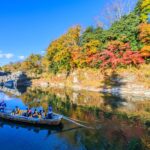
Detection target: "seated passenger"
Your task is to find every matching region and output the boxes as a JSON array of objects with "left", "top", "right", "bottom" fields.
[
  {"left": 11, "top": 109, "right": 15, "bottom": 115},
  {"left": 23, "top": 108, "right": 32, "bottom": 117},
  {"left": 32, "top": 109, "right": 38, "bottom": 118},
  {"left": 38, "top": 110, "right": 46, "bottom": 118},
  {"left": 23, "top": 108, "right": 28, "bottom": 116},
  {"left": 41, "top": 110, "right": 46, "bottom": 118},
  {"left": 15, "top": 106, "right": 21, "bottom": 115},
  {"left": 27, "top": 108, "right": 32, "bottom": 117},
  {"left": 38, "top": 110, "right": 42, "bottom": 118}
]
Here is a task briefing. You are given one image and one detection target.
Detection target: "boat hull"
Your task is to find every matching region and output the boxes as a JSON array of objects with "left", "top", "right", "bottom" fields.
[{"left": 0, "top": 112, "right": 62, "bottom": 126}]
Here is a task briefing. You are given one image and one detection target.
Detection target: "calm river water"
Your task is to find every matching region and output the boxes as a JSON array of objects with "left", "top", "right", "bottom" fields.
[{"left": 0, "top": 86, "right": 149, "bottom": 150}]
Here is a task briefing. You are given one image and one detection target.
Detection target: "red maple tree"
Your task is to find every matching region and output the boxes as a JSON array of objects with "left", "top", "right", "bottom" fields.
[{"left": 88, "top": 41, "right": 144, "bottom": 69}]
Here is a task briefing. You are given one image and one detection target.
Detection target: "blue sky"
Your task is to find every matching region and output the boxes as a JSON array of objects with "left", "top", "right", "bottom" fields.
[
  {"left": 0, "top": 0, "right": 106, "bottom": 65},
  {"left": 0, "top": 0, "right": 137, "bottom": 66}
]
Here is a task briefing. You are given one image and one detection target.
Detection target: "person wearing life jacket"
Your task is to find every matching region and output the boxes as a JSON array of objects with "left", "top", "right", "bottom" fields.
[
  {"left": 26, "top": 108, "right": 32, "bottom": 117},
  {"left": 27, "top": 108, "right": 32, "bottom": 117},
  {"left": 32, "top": 109, "right": 38, "bottom": 118},
  {"left": 41, "top": 110, "right": 46, "bottom": 118},
  {"left": 38, "top": 110, "right": 46, "bottom": 118},
  {"left": 15, "top": 106, "right": 21, "bottom": 115}
]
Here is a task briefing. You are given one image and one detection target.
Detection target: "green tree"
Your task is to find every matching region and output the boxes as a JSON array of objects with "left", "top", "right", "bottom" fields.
[
  {"left": 105, "top": 12, "right": 141, "bottom": 50},
  {"left": 135, "top": 0, "right": 150, "bottom": 22}
]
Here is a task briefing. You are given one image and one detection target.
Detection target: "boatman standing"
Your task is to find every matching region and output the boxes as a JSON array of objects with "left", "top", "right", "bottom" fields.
[{"left": 47, "top": 105, "right": 53, "bottom": 119}]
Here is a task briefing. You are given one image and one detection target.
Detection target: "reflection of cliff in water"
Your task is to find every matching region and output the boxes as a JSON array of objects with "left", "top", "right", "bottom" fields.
[
  {"left": 0, "top": 86, "right": 28, "bottom": 96},
  {"left": 20, "top": 87, "right": 150, "bottom": 124},
  {"left": 21, "top": 86, "right": 137, "bottom": 110}
]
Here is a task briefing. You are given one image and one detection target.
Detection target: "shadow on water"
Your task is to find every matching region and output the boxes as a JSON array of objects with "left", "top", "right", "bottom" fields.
[
  {"left": 0, "top": 118, "right": 64, "bottom": 135},
  {"left": 102, "top": 70, "right": 127, "bottom": 110},
  {"left": 0, "top": 86, "right": 28, "bottom": 96}
]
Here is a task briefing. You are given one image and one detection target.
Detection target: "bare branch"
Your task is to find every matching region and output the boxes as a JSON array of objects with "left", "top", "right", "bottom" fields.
[{"left": 97, "top": 0, "right": 138, "bottom": 28}]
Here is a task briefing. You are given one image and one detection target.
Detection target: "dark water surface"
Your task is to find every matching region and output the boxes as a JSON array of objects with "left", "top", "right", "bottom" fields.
[{"left": 0, "top": 87, "right": 149, "bottom": 150}]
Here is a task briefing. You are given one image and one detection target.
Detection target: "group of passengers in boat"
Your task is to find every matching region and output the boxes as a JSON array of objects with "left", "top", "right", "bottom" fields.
[
  {"left": 0, "top": 101, "right": 53, "bottom": 119},
  {"left": 11, "top": 106, "right": 53, "bottom": 119}
]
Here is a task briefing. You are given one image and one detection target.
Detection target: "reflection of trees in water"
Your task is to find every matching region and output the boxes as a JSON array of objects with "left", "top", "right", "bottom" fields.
[
  {"left": 19, "top": 87, "right": 150, "bottom": 149},
  {"left": 20, "top": 87, "right": 102, "bottom": 123},
  {"left": 102, "top": 70, "right": 127, "bottom": 111},
  {"left": 102, "top": 94, "right": 126, "bottom": 110},
  {"left": 20, "top": 86, "right": 150, "bottom": 123},
  {"left": 1, "top": 115, "right": 148, "bottom": 150},
  {"left": 58, "top": 119, "right": 148, "bottom": 150}
]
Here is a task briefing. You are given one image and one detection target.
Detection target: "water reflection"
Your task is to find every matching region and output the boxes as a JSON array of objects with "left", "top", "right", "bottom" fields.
[
  {"left": 20, "top": 87, "right": 150, "bottom": 123},
  {"left": 0, "top": 85, "right": 27, "bottom": 96},
  {"left": 101, "top": 71, "right": 127, "bottom": 111},
  {"left": 0, "top": 86, "right": 149, "bottom": 150},
  {"left": 0, "top": 119, "right": 63, "bottom": 135},
  {"left": 0, "top": 117, "right": 149, "bottom": 150}
]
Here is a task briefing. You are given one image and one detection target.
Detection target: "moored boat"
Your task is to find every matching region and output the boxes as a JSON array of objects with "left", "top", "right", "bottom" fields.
[{"left": 0, "top": 110, "right": 62, "bottom": 126}]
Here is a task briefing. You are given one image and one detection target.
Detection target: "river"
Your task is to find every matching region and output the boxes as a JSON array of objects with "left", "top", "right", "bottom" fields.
[{"left": 0, "top": 86, "right": 149, "bottom": 150}]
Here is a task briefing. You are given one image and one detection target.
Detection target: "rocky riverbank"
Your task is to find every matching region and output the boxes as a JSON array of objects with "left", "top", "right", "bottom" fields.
[
  {"left": 32, "top": 65, "right": 150, "bottom": 99},
  {"left": 32, "top": 81, "right": 150, "bottom": 99}
]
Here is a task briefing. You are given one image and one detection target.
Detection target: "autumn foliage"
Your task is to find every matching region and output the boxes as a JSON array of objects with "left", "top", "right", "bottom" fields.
[
  {"left": 1, "top": 0, "right": 150, "bottom": 74},
  {"left": 139, "top": 23, "right": 150, "bottom": 58},
  {"left": 88, "top": 41, "right": 144, "bottom": 69},
  {"left": 139, "top": 0, "right": 150, "bottom": 22},
  {"left": 141, "top": 45, "right": 150, "bottom": 57},
  {"left": 139, "top": 23, "right": 150, "bottom": 44}
]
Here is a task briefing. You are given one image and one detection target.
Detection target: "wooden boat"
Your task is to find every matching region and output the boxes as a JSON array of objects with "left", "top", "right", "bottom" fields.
[{"left": 0, "top": 110, "right": 62, "bottom": 126}]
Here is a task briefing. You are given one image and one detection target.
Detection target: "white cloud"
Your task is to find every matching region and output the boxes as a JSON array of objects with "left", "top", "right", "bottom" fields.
[
  {"left": 41, "top": 50, "right": 45, "bottom": 54},
  {"left": 5, "top": 53, "right": 14, "bottom": 59},
  {"left": 19, "top": 55, "right": 25, "bottom": 60},
  {"left": 0, "top": 52, "right": 14, "bottom": 59}
]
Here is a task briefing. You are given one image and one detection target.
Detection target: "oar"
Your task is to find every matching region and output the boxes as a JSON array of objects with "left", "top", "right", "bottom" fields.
[
  {"left": 53, "top": 112, "right": 96, "bottom": 129},
  {"left": 62, "top": 116, "right": 89, "bottom": 124},
  {"left": 62, "top": 116, "right": 95, "bottom": 129}
]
